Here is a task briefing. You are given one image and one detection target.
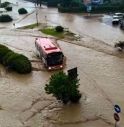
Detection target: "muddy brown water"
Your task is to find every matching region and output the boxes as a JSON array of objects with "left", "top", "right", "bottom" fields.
[
  {"left": 0, "top": 28, "right": 124, "bottom": 127},
  {"left": 0, "top": 1, "right": 124, "bottom": 127}
]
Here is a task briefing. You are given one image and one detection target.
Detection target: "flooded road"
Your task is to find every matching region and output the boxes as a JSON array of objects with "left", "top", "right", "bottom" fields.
[
  {"left": 14, "top": 7, "right": 124, "bottom": 46},
  {"left": 0, "top": 1, "right": 124, "bottom": 127},
  {"left": 0, "top": 29, "right": 124, "bottom": 127},
  {"left": 2, "top": 0, "right": 124, "bottom": 45}
]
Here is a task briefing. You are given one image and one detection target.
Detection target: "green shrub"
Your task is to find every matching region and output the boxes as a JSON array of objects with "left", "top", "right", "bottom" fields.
[
  {"left": 58, "top": 4, "right": 85, "bottom": 13},
  {"left": 55, "top": 26, "right": 64, "bottom": 32},
  {"left": 0, "top": 2, "right": 10, "bottom": 8},
  {"left": 5, "top": 6, "right": 12, "bottom": 11},
  {"left": 18, "top": 8, "right": 28, "bottom": 14},
  {"left": 0, "top": 44, "right": 32, "bottom": 74},
  {"left": 0, "top": 44, "right": 9, "bottom": 49},
  {"left": 0, "top": 45, "right": 11, "bottom": 63},
  {"left": 45, "top": 71, "right": 81, "bottom": 104},
  {"left": 2, "top": 51, "right": 18, "bottom": 66},
  {"left": 70, "top": 91, "right": 82, "bottom": 103},
  {"left": 91, "top": 4, "right": 124, "bottom": 13},
  {"left": 0, "top": 15, "right": 13, "bottom": 22},
  {"left": 10, "top": 55, "right": 32, "bottom": 74}
]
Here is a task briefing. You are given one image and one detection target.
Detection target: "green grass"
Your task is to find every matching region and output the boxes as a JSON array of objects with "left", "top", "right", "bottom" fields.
[
  {"left": 40, "top": 28, "right": 64, "bottom": 38},
  {"left": 23, "top": 23, "right": 40, "bottom": 29}
]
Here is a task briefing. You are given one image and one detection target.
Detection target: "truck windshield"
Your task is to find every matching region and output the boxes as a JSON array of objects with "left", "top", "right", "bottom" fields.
[{"left": 47, "top": 52, "right": 64, "bottom": 66}]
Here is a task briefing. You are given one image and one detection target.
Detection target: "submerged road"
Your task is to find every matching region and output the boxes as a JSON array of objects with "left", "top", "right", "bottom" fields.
[{"left": 0, "top": 1, "right": 124, "bottom": 127}]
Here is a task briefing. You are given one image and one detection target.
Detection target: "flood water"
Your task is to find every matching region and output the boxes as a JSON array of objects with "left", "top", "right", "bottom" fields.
[{"left": 0, "top": 1, "right": 124, "bottom": 127}]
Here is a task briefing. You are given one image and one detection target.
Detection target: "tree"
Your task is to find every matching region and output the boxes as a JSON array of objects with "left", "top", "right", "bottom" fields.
[
  {"left": 60, "top": 0, "right": 72, "bottom": 7},
  {"left": 35, "top": 0, "right": 42, "bottom": 7},
  {"left": 45, "top": 71, "right": 81, "bottom": 104},
  {"left": 55, "top": 26, "right": 64, "bottom": 32}
]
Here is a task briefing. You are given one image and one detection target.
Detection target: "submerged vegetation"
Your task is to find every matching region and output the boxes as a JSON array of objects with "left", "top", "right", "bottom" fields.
[
  {"left": 18, "top": 8, "right": 28, "bottom": 14},
  {"left": 0, "top": 15, "right": 13, "bottom": 22},
  {"left": 40, "top": 25, "right": 79, "bottom": 40},
  {"left": 0, "top": 44, "right": 32, "bottom": 74},
  {"left": 0, "top": 2, "right": 10, "bottom": 8},
  {"left": 45, "top": 71, "right": 81, "bottom": 104},
  {"left": 5, "top": 6, "right": 12, "bottom": 11},
  {"left": 23, "top": 23, "right": 40, "bottom": 29},
  {"left": 40, "top": 26, "right": 65, "bottom": 39}
]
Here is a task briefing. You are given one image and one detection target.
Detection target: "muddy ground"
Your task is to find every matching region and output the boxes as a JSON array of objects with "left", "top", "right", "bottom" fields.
[
  {"left": 0, "top": 0, "right": 124, "bottom": 127},
  {"left": 0, "top": 28, "right": 124, "bottom": 127}
]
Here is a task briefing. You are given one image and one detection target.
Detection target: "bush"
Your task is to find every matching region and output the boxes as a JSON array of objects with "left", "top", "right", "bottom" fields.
[
  {"left": 45, "top": 71, "right": 81, "bottom": 104},
  {"left": 5, "top": 6, "right": 12, "bottom": 11},
  {"left": 58, "top": 4, "right": 85, "bottom": 13},
  {"left": 0, "top": 15, "right": 13, "bottom": 22},
  {"left": 18, "top": 8, "right": 28, "bottom": 14},
  {"left": 0, "top": 45, "right": 11, "bottom": 63},
  {"left": 91, "top": 4, "right": 124, "bottom": 13},
  {"left": 0, "top": 44, "right": 9, "bottom": 49},
  {"left": 55, "top": 26, "right": 64, "bottom": 32},
  {"left": 9, "top": 55, "right": 32, "bottom": 74},
  {"left": 0, "top": 44, "right": 32, "bottom": 74},
  {"left": 0, "top": 2, "right": 10, "bottom": 8},
  {"left": 2, "top": 51, "right": 18, "bottom": 66}
]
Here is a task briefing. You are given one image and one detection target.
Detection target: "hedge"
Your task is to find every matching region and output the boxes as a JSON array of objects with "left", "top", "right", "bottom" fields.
[
  {"left": 45, "top": 71, "right": 81, "bottom": 104},
  {"left": 47, "top": 0, "right": 60, "bottom": 7},
  {"left": 58, "top": 4, "right": 124, "bottom": 13},
  {"left": 0, "top": 15, "right": 13, "bottom": 22},
  {"left": 0, "top": 44, "right": 32, "bottom": 74},
  {"left": 58, "top": 5, "right": 85, "bottom": 13},
  {"left": 5, "top": 6, "right": 12, "bottom": 11},
  {"left": 2, "top": 51, "right": 19, "bottom": 66},
  {"left": 55, "top": 26, "right": 64, "bottom": 32},
  {"left": 0, "top": 45, "right": 11, "bottom": 63},
  {"left": 10, "top": 55, "right": 32, "bottom": 74},
  {"left": 18, "top": 8, "right": 28, "bottom": 14},
  {"left": 91, "top": 5, "right": 124, "bottom": 13},
  {"left": 0, "top": 2, "right": 10, "bottom": 8}
]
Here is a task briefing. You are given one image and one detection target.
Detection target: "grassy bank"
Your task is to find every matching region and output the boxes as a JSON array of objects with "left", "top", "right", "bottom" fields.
[
  {"left": 23, "top": 23, "right": 40, "bottom": 29},
  {"left": 40, "top": 27, "right": 64, "bottom": 39}
]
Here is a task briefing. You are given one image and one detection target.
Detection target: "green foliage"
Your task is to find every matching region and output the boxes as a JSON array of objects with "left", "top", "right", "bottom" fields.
[
  {"left": 59, "top": 1, "right": 124, "bottom": 13},
  {"left": 23, "top": 23, "right": 40, "bottom": 29},
  {"left": 91, "top": 4, "right": 124, "bottom": 13},
  {"left": 55, "top": 26, "right": 64, "bottom": 32},
  {"left": 2, "top": 51, "right": 19, "bottom": 66},
  {"left": 10, "top": 55, "right": 32, "bottom": 74},
  {"left": 5, "top": 6, "right": 12, "bottom": 11},
  {"left": 0, "top": 2, "right": 10, "bottom": 8},
  {"left": 0, "top": 44, "right": 9, "bottom": 49},
  {"left": 18, "top": 8, "right": 28, "bottom": 14},
  {"left": 58, "top": 5, "right": 85, "bottom": 13},
  {"left": 45, "top": 71, "right": 81, "bottom": 104},
  {"left": 59, "top": 0, "right": 84, "bottom": 12},
  {"left": 0, "top": 15, "right": 13, "bottom": 22},
  {"left": 47, "top": 0, "right": 61, "bottom": 7},
  {"left": 0, "top": 44, "right": 32, "bottom": 74},
  {"left": 60, "top": 0, "right": 72, "bottom": 7},
  {"left": 40, "top": 27, "right": 64, "bottom": 38},
  {"left": 0, "top": 45, "right": 11, "bottom": 63}
]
